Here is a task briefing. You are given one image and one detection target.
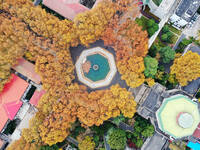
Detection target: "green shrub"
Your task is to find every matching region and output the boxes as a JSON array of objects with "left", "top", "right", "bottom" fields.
[
  {"left": 159, "top": 46, "right": 175, "bottom": 63},
  {"left": 112, "top": 114, "right": 125, "bottom": 126},
  {"left": 147, "top": 20, "right": 159, "bottom": 37},
  {"left": 136, "top": 17, "right": 158, "bottom": 37},
  {"left": 162, "top": 25, "right": 169, "bottom": 33},
  {"left": 135, "top": 138, "right": 143, "bottom": 148},
  {"left": 40, "top": 144, "right": 59, "bottom": 150},
  {"left": 141, "top": 125, "right": 154, "bottom": 137},
  {"left": 176, "top": 38, "right": 192, "bottom": 53},
  {"left": 161, "top": 34, "right": 168, "bottom": 42},
  {"left": 107, "top": 128, "right": 127, "bottom": 150},
  {"left": 148, "top": 44, "right": 159, "bottom": 57},
  {"left": 144, "top": 56, "right": 158, "bottom": 78}
]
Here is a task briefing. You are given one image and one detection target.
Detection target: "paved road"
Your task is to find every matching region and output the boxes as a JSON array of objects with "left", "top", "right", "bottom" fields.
[{"left": 172, "top": 33, "right": 186, "bottom": 50}]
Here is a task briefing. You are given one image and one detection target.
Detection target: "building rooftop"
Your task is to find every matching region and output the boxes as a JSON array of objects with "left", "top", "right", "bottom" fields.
[
  {"left": 142, "top": 89, "right": 160, "bottom": 112},
  {"left": 141, "top": 132, "right": 168, "bottom": 150},
  {"left": 193, "top": 124, "right": 200, "bottom": 139},
  {"left": 175, "top": 0, "right": 200, "bottom": 22},
  {"left": 29, "top": 89, "right": 45, "bottom": 107},
  {"left": 42, "top": 0, "right": 89, "bottom": 20},
  {"left": 12, "top": 58, "right": 41, "bottom": 84},
  {"left": 156, "top": 94, "right": 200, "bottom": 139},
  {"left": 0, "top": 74, "right": 29, "bottom": 132}
]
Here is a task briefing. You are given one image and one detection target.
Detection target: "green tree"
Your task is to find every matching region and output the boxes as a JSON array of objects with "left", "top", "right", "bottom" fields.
[
  {"left": 141, "top": 125, "right": 155, "bottom": 138},
  {"left": 135, "top": 138, "right": 143, "bottom": 148},
  {"left": 107, "top": 128, "right": 127, "bottom": 150},
  {"left": 112, "top": 114, "right": 125, "bottom": 126},
  {"left": 148, "top": 44, "right": 159, "bottom": 57},
  {"left": 147, "top": 19, "right": 155, "bottom": 28},
  {"left": 147, "top": 19, "right": 159, "bottom": 37},
  {"left": 161, "top": 31, "right": 173, "bottom": 43},
  {"left": 159, "top": 46, "right": 175, "bottom": 63},
  {"left": 161, "top": 34, "right": 168, "bottom": 42},
  {"left": 144, "top": 56, "right": 158, "bottom": 78},
  {"left": 162, "top": 25, "right": 169, "bottom": 33}
]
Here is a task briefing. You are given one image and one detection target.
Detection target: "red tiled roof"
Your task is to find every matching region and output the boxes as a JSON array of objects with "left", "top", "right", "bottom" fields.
[
  {"left": 3, "top": 101, "right": 23, "bottom": 120},
  {"left": 0, "top": 74, "right": 29, "bottom": 131},
  {"left": 42, "top": 0, "right": 89, "bottom": 20},
  {"left": 29, "top": 89, "right": 45, "bottom": 107},
  {"left": 12, "top": 58, "right": 41, "bottom": 84},
  {"left": 193, "top": 123, "right": 200, "bottom": 139}
]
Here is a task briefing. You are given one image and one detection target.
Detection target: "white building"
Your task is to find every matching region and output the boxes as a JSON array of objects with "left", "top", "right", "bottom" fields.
[{"left": 169, "top": 0, "right": 200, "bottom": 29}]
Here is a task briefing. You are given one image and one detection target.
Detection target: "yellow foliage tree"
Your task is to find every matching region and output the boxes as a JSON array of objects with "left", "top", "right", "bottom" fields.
[
  {"left": 171, "top": 51, "right": 200, "bottom": 86},
  {"left": 78, "top": 136, "right": 95, "bottom": 150},
  {"left": 77, "top": 84, "right": 137, "bottom": 127},
  {"left": 7, "top": 137, "right": 40, "bottom": 150},
  {"left": 117, "top": 57, "right": 145, "bottom": 88},
  {"left": 74, "top": 0, "right": 116, "bottom": 46},
  {"left": 1, "top": 0, "right": 78, "bottom": 48},
  {"left": 146, "top": 78, "right": 155, "bottom": 87},
  {"left": 0, "top": 13, "right": 31, "bottom": 91}
]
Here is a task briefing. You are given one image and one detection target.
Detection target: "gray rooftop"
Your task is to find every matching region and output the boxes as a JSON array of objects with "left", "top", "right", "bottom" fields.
[
  {"left": 182, "top": 78, "right": 200, "bottom": 96},
  {"left": 141, "top": 132, "right": 168, "bottom": 150},
  {"left": 142, "top": 90, "right": 160, "bottom": 112},
  {"left": 176, "top": 0, "right": 200, "bottom": 22}
]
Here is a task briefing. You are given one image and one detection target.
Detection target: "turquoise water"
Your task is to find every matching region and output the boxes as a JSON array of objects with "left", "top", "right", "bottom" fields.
[
  {"left": 84, "top": 54, "right": 110, "bottom": 82},
  {"left": 187, "top": 142, "right": 200, "bottom": 150}
]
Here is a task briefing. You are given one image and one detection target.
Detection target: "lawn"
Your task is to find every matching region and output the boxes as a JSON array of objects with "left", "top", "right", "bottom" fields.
[
  {"left": 168, "top": 24, "right": 182, "bottom": 35},
  {"left": 171, "top": 34, "right": 178, "bottom": 45}
]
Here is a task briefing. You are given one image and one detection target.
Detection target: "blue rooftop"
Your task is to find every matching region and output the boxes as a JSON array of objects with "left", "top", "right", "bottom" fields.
[{"left": 187, "top": 142, "right": 200, "bottom": 150}]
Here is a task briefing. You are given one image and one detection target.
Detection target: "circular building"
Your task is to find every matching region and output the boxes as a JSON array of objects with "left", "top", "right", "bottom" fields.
[
  {"left": 75, "top": 47, "right": 117, "bottom": 89},
  {"left": 156, "top": 94, "right": 200, "bottom": 139}
]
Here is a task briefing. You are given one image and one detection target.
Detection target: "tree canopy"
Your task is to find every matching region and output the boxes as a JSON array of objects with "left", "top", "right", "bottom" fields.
[
  {"left": 107, "top": 128, "right": 127, "bottom": 150},
  {"left": 159, "top": 46, "right": 175, "bottom": 63},
  {"left": 144, "top": 56, "right": 158, "bottom": 78},
  {"left": 171, "top": 51, "right": 200, "bottom": 86},
  {"left": 1, "top": 0, "right": 143, "bottom": 149}
]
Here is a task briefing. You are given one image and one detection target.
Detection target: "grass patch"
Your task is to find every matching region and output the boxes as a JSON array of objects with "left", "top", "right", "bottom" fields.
[
  {"left": 171, "top": 34, "right": 178, "bottom": 45},
  {"left": 168, "top": 24, "right": 182, "bottom": 35}
]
